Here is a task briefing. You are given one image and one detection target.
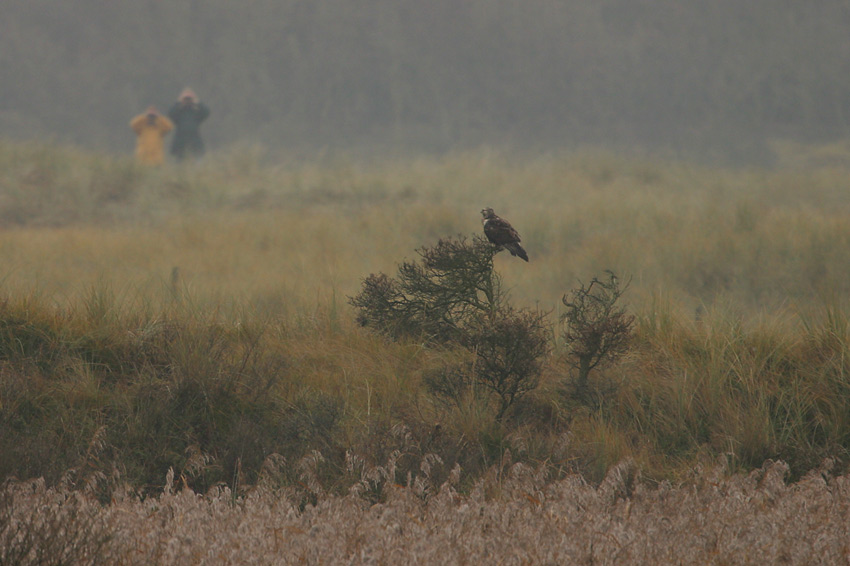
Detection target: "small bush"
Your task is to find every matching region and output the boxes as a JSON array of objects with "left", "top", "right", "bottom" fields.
[
  {"left": 350, "top": 235, "right": 501, "bottom": 342},
  {"left": 353, "top": 236, "right": 549, "bottom": 422},
  {"left": 463, "top": 307, "right": 551, "bottom": 421},
  {"left": 561, "top": 271, "right": 634, "bottom": 396}
]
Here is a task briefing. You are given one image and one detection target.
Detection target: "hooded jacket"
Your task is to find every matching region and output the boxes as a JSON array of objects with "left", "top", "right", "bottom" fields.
[
  {"left": 130, "top": 112, "right": 174, "bottom": 165},
  {"left": 168, "top": 100, "right": 210, "bottom": 160}
]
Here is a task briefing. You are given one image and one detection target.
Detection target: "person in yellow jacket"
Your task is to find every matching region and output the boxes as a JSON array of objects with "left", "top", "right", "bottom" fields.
[{"left": 130, "top": 106, "right": 174, "bottom": 165}]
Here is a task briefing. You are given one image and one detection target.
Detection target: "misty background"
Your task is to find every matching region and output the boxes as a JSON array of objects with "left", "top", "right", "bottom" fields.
[{"left": 2, "top": 0, "right": 850, "bottom": 162}]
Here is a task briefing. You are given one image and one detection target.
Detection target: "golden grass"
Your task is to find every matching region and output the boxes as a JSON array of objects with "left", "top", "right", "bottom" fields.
[
  {"left": 4, "top": 141, "right": 850, "bottom": 320},
  {"left": 3, "top": 139, "right": 850, "bottom": 484}
]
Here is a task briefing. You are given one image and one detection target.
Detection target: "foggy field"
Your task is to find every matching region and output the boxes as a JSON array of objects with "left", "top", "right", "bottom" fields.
[
  {"left": 4, "top": 141, "right": 850, "bottom": 562},
  {"left": 4, "top": 139, "right": 850, "bottom": 315},
  {"left": 6, "top": 2, "right": 850, "bottom": 561},
  {"left": 5, "top": 1, "right": 850, "bottom": 161}
]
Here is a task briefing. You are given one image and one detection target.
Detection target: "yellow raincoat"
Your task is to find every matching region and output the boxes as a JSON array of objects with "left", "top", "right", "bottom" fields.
[{"left": 130, "top": 111, "right": 174, "bottom": 165}]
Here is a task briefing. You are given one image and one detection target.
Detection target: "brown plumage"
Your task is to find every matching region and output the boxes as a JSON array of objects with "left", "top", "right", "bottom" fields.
[{"left": 481, "top": 207, "right": 528, "bottom": 261}]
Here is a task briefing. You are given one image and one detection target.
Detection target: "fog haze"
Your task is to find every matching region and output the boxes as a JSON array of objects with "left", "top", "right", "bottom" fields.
[{"left": 2, "top": 1, "right": 849, "bottom": 161}]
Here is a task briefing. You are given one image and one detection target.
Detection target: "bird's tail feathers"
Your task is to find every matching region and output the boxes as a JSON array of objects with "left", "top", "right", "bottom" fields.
[{"left": 507, "top": 243, "right": 529, "bottom": 262}]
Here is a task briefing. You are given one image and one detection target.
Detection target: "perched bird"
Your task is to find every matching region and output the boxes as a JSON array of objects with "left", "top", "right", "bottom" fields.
[{"left": 481, "top": 207, "right": 528, "bottom": 261}]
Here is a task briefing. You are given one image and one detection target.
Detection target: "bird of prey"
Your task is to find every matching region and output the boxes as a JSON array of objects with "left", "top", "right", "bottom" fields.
[{"left": 481, "top": 207, "right": 528, "bottom": 261}]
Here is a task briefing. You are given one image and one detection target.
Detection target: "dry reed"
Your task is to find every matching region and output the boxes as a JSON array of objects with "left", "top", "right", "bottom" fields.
[{"left": 2, "top": 458, "right": 847, "bottom": 565}]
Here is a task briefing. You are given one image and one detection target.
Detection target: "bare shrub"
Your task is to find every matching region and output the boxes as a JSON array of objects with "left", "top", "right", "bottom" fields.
[
  {"left": 463, "top": 307, "right": 551, "bottom": 421},
  {"left": 424, "top": 309, "right": 550, "bottom": 422},
  {"left": 561, "top": 271, "right": 635, "bottom": 396}
]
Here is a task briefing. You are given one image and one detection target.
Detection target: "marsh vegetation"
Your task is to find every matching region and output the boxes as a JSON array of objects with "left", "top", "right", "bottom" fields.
[{"left": 2, "top": 140, "right": 850, "bottom": 562}]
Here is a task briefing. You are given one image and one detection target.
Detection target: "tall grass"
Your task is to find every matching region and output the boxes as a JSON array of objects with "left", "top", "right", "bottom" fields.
[
  {"left": 2, "top": 139, "right": 850, "bottom": 493},
  {"left": 2, "top": 459, "right": 849, "bottom": 565}
]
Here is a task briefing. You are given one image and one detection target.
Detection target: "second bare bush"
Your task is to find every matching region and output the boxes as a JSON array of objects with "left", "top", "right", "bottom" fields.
[
  {"left": 561, "top": 271, "right": 634, "bottom": 398},
  {"left": 462, "top": 307, "right": 550, "bottom": 421}
]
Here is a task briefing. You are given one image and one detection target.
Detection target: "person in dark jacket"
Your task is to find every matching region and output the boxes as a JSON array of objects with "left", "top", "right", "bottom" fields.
[{"left": 168, "top": 88, "right": 210, "bottom": 161}]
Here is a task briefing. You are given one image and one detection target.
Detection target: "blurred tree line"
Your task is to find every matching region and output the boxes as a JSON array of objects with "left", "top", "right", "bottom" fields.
[{"left": 2, "top": 0, "right": 850, "bottom": 160}]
